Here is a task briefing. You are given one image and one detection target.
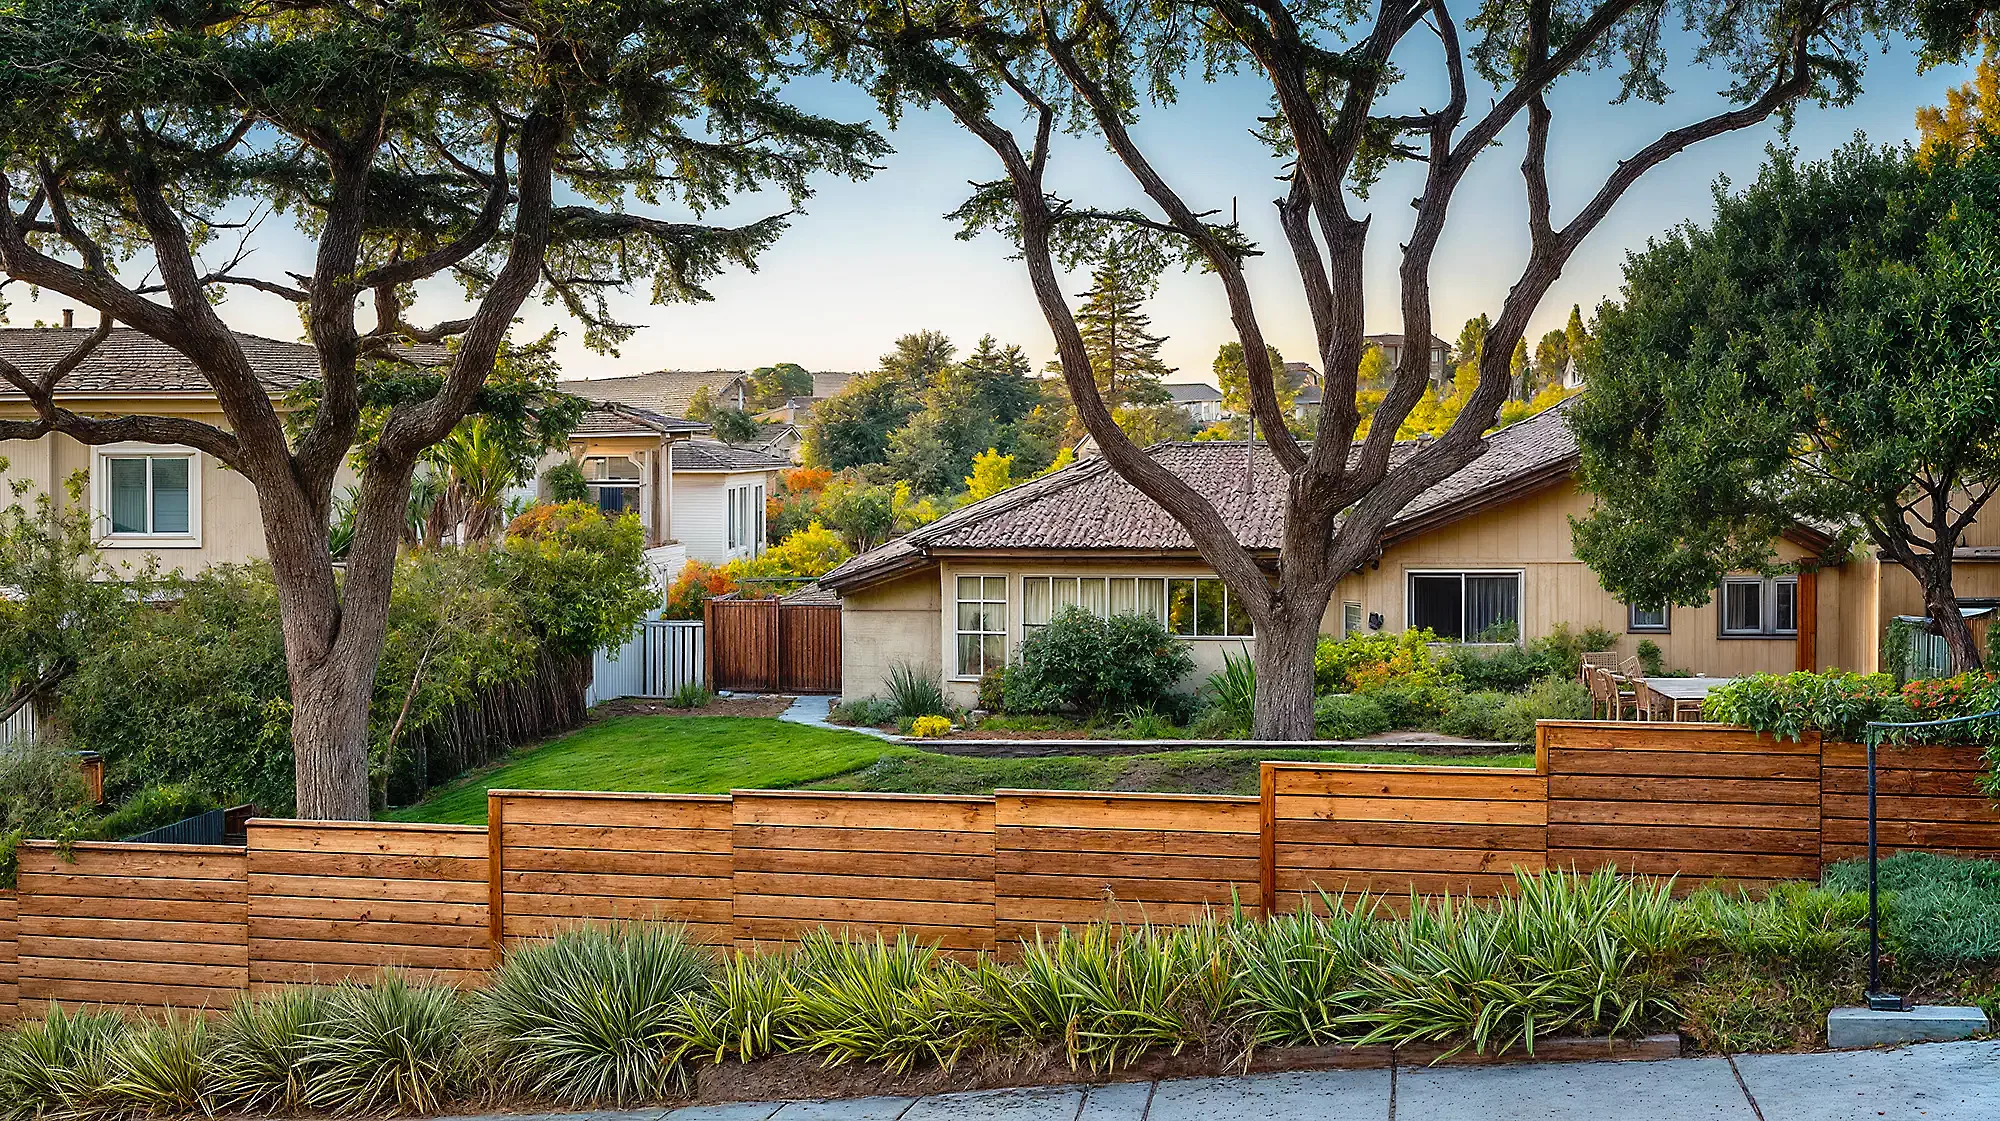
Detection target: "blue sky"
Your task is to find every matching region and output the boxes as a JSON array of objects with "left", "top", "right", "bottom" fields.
[{"left": 8, "top": 30, "right": 1977, "bottom": 388}]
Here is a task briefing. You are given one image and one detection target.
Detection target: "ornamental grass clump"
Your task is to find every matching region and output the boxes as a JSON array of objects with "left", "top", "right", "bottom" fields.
[
  {"left": 209, "top": 986, "right": 332, "bottom": 1114},
  {"left": 101, "top": 1012, "right": 213, "bottom": 1116},
  {"left": 677, "top": 950, "right": 795, "bottom": 1064},
  {"left": 1231, "top": 895, "right": 1382, "bottom": 1048},
  {"left": 0, "top": 1004, "right": 128, "bottom": 1120},
  {"left": 782, "top": 932, "right": 989, "bottom": 1073},
  {"left": 300, "top": 974, "right": 474, "bottom": 1116},
  {"left": 478, "top": 923, "right": 716, "bottom": 1106}
]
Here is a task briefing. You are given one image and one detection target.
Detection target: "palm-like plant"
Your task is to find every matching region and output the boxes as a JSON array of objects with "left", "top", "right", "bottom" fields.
[{"left": 427, "top": 417, "right": 526, "bottom": 545}]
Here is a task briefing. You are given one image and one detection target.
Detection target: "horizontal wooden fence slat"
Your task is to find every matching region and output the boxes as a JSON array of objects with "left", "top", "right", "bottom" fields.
[
  {"left": 1821, "top": 741, "right": 2000, "bottom": 863},
  {"left": 245, "top": 821, "right": 491, "bottom": 992},
  {"left": 0, "top": 890, "right": 16, "bottom": 1023}
]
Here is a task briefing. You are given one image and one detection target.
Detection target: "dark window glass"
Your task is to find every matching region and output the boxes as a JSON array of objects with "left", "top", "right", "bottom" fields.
[{"left": 1409, "top": 574, "right": 1464, "bottom": 639}]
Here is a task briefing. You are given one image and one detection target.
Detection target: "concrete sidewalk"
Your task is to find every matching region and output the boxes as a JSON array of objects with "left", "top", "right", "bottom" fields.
[{"left": 452, "top": 1040, "right": 1999, "bottom": 1121}]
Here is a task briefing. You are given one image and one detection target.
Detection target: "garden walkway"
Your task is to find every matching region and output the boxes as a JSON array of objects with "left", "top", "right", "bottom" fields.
[{"left": 438, "top": 1040, "right": 1999, "bottom": 1121}]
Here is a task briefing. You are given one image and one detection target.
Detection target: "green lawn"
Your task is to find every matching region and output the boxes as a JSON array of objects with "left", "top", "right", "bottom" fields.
[{"left": 386, "top": 715, "right": 1536, "bottom": 824}]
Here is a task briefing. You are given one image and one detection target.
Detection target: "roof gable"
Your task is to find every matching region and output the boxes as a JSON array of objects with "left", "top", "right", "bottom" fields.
[
  {"left": 559, "top": 369, "right": 746, "bottom": 415},
  {"left": 0, "top": 327, "right": 322, "bottom": 396}
]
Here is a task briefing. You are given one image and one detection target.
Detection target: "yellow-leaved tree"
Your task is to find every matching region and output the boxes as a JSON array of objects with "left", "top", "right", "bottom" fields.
[
  {"left": 1917, "top": 38, "right": 1999, "bottom": 168},
  {"left": 963, "top": 448, "right": 1017, "bottom": 502}
]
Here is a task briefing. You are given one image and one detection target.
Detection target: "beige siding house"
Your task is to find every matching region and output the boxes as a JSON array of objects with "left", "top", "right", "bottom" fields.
[
  {"left": 0, "top": 327, "right": 350, "bottom": 572},
  {"left": 821, "top": 403, "right": 1918, "bottom": 707}
]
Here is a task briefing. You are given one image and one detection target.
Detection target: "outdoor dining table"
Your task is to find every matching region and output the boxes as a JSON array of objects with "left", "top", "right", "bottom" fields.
[{"left": 1643, "top": 676, "right": 1739, "bottom": 720}]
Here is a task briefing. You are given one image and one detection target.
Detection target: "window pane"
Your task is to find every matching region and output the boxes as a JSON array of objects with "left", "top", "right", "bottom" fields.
[
  {"left": 1022, "top": 577, "right": 1050, "bottom": 627},
  {"left": 149, "top": 457, "right": 190, "bottom": 534},
  {"left": 958, "top": 576, "right": 982, "bottom": 603},
  {"left": 1343, "top": 602, "right": 1364, "bottom": 636},
  {"left": 108, "top": 457, "right": 147, "bottom": 533},
  {"left": 983, "top": 576, "right": 1007, "bottom": 602},
  {"left": 1108, "top": 578, "right": 1136, "bottom": 616},
  {"left": 1465, "top": 575, "right": 1519, "bottom": 641},
  {"left": 588, "top": 456, "right": 640, "bottom": 481},
  {"left": 1195, "top": 578, "right": 1226, "bottom": 636},
  {"left": 1138, "top": 578, "right": 1167, "bottom": 623},
  {"left": 1723, "top": 581, "right": 1762, "bottom": 633},
  {"left": 958, "top": 602, "right": 991, "bottom": 633},
  {"left": 1629, "top": 605, "right": 1667, "bottom": 631},
  {"left": 982, "top": 635, "right": 1005, "bottom": 670},
  {"left": 1774, "top": 579, "right": 1798, "bottom": 632},
  {"left": 1048, "top": 577, "right": 1077, "bottom": 615},
  {"left": 1079, "top": 577, "right": 1107, "bottom": 617},
  {"left": 957, "top": 634, "right": 983, "bottom": 677},
  {"left": 1167, "top": 578, "right": 1196, "bottom": 636},
  {"left": 1225, "top": 587, "right": 1254, "bottom": 637},
  {"left": 1409, "top": 574, "right": 1464, "bottom": 639}
]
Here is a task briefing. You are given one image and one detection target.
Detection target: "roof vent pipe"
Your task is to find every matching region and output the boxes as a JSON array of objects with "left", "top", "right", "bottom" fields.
[{"left": 62, "top": 309, "right": 73, "bottom": 329}]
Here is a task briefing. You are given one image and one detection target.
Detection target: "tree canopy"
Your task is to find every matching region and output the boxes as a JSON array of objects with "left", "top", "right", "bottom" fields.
[{"left": 1571, "top": 136, "right": 2000, "bottom": 668}]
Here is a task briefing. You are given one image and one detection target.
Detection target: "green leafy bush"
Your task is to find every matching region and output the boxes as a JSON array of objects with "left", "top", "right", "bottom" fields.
[
  {"left": 976, "top": 667, "right": 1008, "bottom": 713},
  {"left": 1822, "top": 852, "right": 2000, "bottom": 966},
  {"left": 782, "top": 932, "right": 987, "bottom": 1073},
  {"left": 1312, "top": 694, "right": 1392, "bottom": 740},
  {"left": 0, "top": 737, "right": 92, "bottom": 886},
  {"left": 479, "top": 923, "right": 715, "bottom": 1105},
  {"left": 1363, "top": 683, "right": 1450, "bottom": 729},
  {"left": 1492, "top": 676, "right": 1592, "bottom": 743},
  {"left": 209, "top": 987, "right": 331, "bottom": 1114},
  {"left": 828, "top": 697, "right": 898, "bottom": 727},
  {"left": 101, "top": 1013, "right": 212, "bottom": 1116},
  {"left": 1443, "top": 623, "right": 1617, "bottom": 692},
  {"left": 298, "top": 975, "right": 472, "bottom": 1116},
  {"left": 1313, "top": 629, "right": 1454, "bottom": 693},
  {"left": 1700, "top": 670, "right": 1905, "bottom": 741},
  {"left": 1437, "top": 690, "right": 1511, "bottom": 740},
  {"left": 1006, "top": 608, "right": 1195, "bottom": 716},
  {"left": 0, "top": 1003, "right": 129, "bottom": 1120},
  {"left": 667, "top": 680, "right": 712, "bottom": 709}
]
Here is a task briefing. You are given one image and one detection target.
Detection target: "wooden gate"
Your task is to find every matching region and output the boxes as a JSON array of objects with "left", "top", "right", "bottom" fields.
[{"left": 704, "top": 598, "right": 841, "bottom": 693}]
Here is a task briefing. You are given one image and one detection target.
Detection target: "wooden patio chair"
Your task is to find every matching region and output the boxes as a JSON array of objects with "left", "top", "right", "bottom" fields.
[{"left": 1587, "top": 665, "right": 1643, "bottom": 721}]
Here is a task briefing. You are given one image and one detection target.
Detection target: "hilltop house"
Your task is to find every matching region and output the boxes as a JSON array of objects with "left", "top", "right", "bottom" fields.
[
  {"left": 1365, "top": 333, "right": 1453, "bottom": 391},
  {"left": 820, "top": 402, "right": 1974, "bottom": 706},
  {"left": 559, "top": 369, "right": 749, "bottom": 416},
  {"left": 1164, "top": 383, "right": 1227, "bottom": 426}
]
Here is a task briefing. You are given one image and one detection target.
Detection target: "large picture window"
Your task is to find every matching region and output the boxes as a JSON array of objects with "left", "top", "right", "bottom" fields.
[
  {"left": 1406, "top": 570, "right": 1522, "bottom": 641},
  {"left": 94, "top": 446, "right": 198, "bottom": 544},
  {"left": 1021, "top": 574, "right": 1251, "bottom": 638},
  {"left": 581, "top": 456, "right": 641, "bottom": 516},
  {"left": 955, "top": 575, "right": 1008, "bottom": 677},
  {"left": 1720, "top": 575, "right": 1798, "bottom": 637}
]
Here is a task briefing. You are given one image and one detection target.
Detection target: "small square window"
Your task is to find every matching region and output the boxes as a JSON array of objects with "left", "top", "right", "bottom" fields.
[{"left": 1628, "top": 604, "right": 1669, "bottom": 633}]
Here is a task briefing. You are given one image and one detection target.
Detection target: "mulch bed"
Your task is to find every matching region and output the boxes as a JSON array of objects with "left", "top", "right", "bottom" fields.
[{"left": 593, "top": 695, "right": 796, "bottom": 719}]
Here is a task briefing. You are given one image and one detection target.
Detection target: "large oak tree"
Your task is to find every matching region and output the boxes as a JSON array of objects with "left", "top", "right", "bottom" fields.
[
  {"left": 810, "top": 0, "right": 1971, "bottom": 736},
  {"left": 0, "top": 1, "right": 882, "bottom": 818}
]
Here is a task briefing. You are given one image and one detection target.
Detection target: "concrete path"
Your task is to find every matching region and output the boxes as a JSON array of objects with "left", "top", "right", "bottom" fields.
[
  {"left": 777, "top": 695, "right": 896, "bottom": 740},
  {"left": 445, "top": 1041, "right": 1999, "bottom": 1121}
]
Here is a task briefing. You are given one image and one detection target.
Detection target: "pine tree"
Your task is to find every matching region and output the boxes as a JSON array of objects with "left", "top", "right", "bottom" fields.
[{"left": 1070, "top": 237, "right": 1174, "bottom": 407}]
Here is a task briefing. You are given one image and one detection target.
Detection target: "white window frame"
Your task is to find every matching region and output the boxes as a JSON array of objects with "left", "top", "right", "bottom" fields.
[
  {"left": 953, "top": 574, "right": 1009, "bottom": 679},
  {"left": 1342, "top": 601, "right": 1365, "bottom": 637},
  {"left": 1719, "top": 575, "right": 1799, "bottom": 637},
  {"left": 92, "top": 443, "right": 201, "bottom": 548},
  {"left": 1403, "top": 568, "right": 1525, "bottom": 642},
  {"left": 580, "top": 455, "right": 643, "bottom": 518},
  {"left": 725, "top": 480, "right": 766, "bottom": 554},
  {"left": 1627, "top": 603, "right": 1670, "bottom": 633},
  {"left": 1020, "top": 573, "right": 1253, "bottom": 639}
]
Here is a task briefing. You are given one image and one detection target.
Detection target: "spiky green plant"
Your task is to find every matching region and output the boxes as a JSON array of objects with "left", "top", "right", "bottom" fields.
[
  {"left": 985, "top": 923, "right": 1217, "bottom": 1071},
  {"left": 477, "top": 923, "right": 715, "bottom": 1106},
  {"left": 300, "top": 974, "right": 473, "bottom": 1115},
  {"left": 101, "top": 1010, "right": 213, "bottom": 1115},
  {"left": 782, "top": 932, "right": 985, "bottom": 1072},
  {"left": 675, "top": 950, "right": 795, "bottom": 1064},
  {"left": 1232, "top": 893, "right": 1382, "bottom": 1048},
  {"left": 0, "top": 1003, "right": 129, "bottom": 1120},
  {"left": 210, "top": 987, "right": 333, "bottom": 1113},
  {"left": 1686, "top": 882, "right": 1868, "bottom": 969}
]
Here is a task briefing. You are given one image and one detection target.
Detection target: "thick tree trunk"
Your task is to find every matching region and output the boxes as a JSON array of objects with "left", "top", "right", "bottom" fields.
[
  {"left": 1250, "top": 609, "right": 1319, "bottom": 739},
  {"left": 1922, "top": 575, "right": 1982, "bottom": 673},
  {"left": 289, "top": 655, "right": 377, "bottom": 818}
]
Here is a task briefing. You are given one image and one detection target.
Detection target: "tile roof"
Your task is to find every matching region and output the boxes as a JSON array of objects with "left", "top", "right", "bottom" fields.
[
  {"left": 671, "top": 439, "right": 791, "bottom": 472},
  {"left": 822, "top": 402, "right": 1579, "bottom": 590},
  {"left": 559, "top": 369, "right": 745, "bottom": 415},
  {"left": 812, "top": 371, "right": 858, "bottom": 398},
  {"left": 0, "top": 327, "right": 323, "bottom": 395},
  {"left": 569, "top": 401, "right": 709, "bottom": 438}
]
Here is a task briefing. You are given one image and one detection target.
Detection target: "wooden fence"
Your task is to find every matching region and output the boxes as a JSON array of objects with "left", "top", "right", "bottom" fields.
[
  {"left": 704, "top": 597, "right": 841, "bottom": 693},
  {"left": 1, "top": 722, "right": 1997, "bottom": 1017}
]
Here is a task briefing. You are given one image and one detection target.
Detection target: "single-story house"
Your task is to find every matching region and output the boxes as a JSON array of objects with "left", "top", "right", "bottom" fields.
[
  {"left": 668, "top": 439, "right": 789, "bottom": 564},
  {"left": 1164, "top": 382, "right": 1227, "bottom": 425},
  {"left": 0, "top": 326, "right": 363, "bottom": 571},
  {"left": 820, "top": 402, "right": 1988, "bottom": 706},
  {"left": 559, "top": 369, "right": 749, "bottom": 415}
]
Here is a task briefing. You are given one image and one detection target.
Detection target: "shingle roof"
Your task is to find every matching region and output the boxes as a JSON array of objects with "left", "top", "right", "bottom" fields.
[
  {"left": 1164, "top": 382, "right": 1224, "bottom": 404},
  {"left": 821, "top": 402, "right": 1580, "bottom": 590},
  {"left": 569, "top": 401, "right": 709, "bottom": 438},
  {"left": 812, "top": 371, "right": 857, "bottom": 397},
  {"left": 0, "top": 327, "right": 323, "bottom": 395},
  {"left": 560, "top": 369, "right": 745, "bottom": 415},
  {"left": 671, "top": 439, "right": 790, "bottom": 472}
]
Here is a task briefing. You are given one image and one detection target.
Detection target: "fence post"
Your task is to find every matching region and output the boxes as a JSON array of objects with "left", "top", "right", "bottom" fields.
[
  {"left": 1258, "top": 762, "right": 1277, "bottom": 916},
  {"left": 767, "top": 598, "right": 783, "bottom": 692},
  {"left": 702, "top": 598, "right": 716, "bottom": 690},
  {"left": 487, "top": 792, "right": 505, "bottom": 962}
]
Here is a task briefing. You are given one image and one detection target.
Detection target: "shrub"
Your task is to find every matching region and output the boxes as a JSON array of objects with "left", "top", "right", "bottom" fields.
[
  {"left": 299, "top": 974, "right": 472, "bottom": 1116},
  {"left": 909, "top": 715, "right": 952, "bottom": 738},
  {"left": 1113, "top": 704, "right": 1182, "bottom": 740},
  {"left": 1686, "top": 883, "right": 1868, "bottom": 970},
  {"left": 1312, "top": 694, "right": 1391, "bottom": 740},
  {"left": 1313, "top": 629, "right": 1454, "bottom": 694},
  {"left": 1700, "top": 670, "right": 1905, "bottom": 741},
  {"left": 1443, "top": 623, "right": 1617, "bottom": 692},
  {"left": 1364, "top": 683, "right": 1449, "bottom": 728},
  {"left": 479, "top": 924, "right": 715, "bottom": 1106},
  {"left": 885, "top": 661, "right": 949, "bottom": 721},
  {"left": 663, "top": 559, "right": 735, "bottom": 620},
  {"left": 667, "top": 680, "right": 712, "bottom": 709},
  {"left": 1822, "top": 852, "right": 2000, "bottom": 966},
  {"left": 828, "top": 697, "right": 898, "bottom": 727},
  {"left": 1436, "top": 690, "right": 1510, "bottom": 740},
  {"left": 677, "top": 951, "right": 793, "bottom": 1064},
  {"left": 1492, "top": 676, "right": 1592, "bottom": 743},
  {"left": 1200, "top": 649, "right": 1257, "bottom": 737},
  {"left": 1232, "top": 899, "right": 1379, "bottom": 1047},
  {"left": 0, "top": 737, "right": 92, "bottom": 887},
  {"left": 102, "top": 1012, "right": 212, "bottom": 1116},
  {"left": 1635, "top": 639, "right": 1666, "bottom": 677},
  {"left": 0, "top": 1003, "right": 129, "bottom": 1119},
  {"left": 210, "top": 987, "right": 331, "bottom": 1113},
  {"left": 1006, "top": 608, "right": 1194, "bottom": 716},
  {"left": 1677, "top": 960, "right": 1851, "bottom": 1054},
  {"left": 783, "top": 933, "right": 987, "bottom": 1073},
  {"left": 541, "top": 461, "right": 590, "bottom": 504},
  {"left": 975, "top": 666, "right": 1008, "bottom": 713}
]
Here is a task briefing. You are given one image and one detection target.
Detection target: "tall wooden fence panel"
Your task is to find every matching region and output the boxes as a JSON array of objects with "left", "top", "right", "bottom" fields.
[
  {"left": 15, "top": 842, "right": 247, "bottom": 1013},
  {"left": 1263, "top": 764, "right": 1549, "bottom": 912},
  {"left": 1822, "top": 741, "right": 2000, "bottom": 863},
  {"left": 705, "top": 598, "right": 841, "bottom": 694},
  {"left": 732, "top": 792, "right": 995, "bottom": 955},
  {"left": 1544, "top": 722, "right": 1823, "bottom": 887},
  {"left": 995, "top": 792, "right": 1260, "bottom": 947},
  {"left": 0, "top": 890, "right": 17, "bottom": 1023},
  {"left": 492, "top": 791, "right": 733, "bottom": 946},
  {"left": 246, "top": 821, "right": 491, "bottom": 990}
]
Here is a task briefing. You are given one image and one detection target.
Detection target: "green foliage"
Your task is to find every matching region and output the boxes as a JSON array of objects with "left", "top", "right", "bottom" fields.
[
  {"left": 299, "top": 975, "right": 472, "bottom": 1116},
  {"left": 0, "top": 1003, "right": 128, "bottom": 1120},
  {"left": 1492, "top": 677, "right": 1594, "bottom": 743},
  {"left": 479, "top": 924, "right": 716, "bottom": 1105},
  {"left": 1436, "top": 690, "right": 1512, "bottom": 740},
  {"left": 1699, "top": 671, "right": 1906, "bottom": 741},
  {"left": 1069, "top": 235, "right": 1175, "bottom": 408},
  {"left": 0, "top": 473, "right": 144, "bottom": 723},
  {"left": 1232, "top": 900, "right": 1379, "bottom": 1047},
  {"left": 1007, "top": 609, "right": 1195, "bottom": 716},
  {"left": 668, "top": 680, "right": 713, "bottom": 709},
  {"left": 828, "top": 697, "right": 899, "bottom": 728},
  {"left": 1676, "top": 960, "right": 1851, "bottom": 1055},
  {"left": 709, "top": 408, "right": 761, "bottom": 444},
  {"left": 1361, "top": 683, "right": 1451, "bottom": 729},
  {"left": 101, "top": 1013, "right": 212, "bottom": 1117},
  {"left": 1686, "top": 883, "right": 1869, "bottom": 970},
  {"left": 884, "top": 661, "right": 950, "bottom": 722},
  {"left": 542, "top": 461, "right": 591, "bottom": 505},
  {"left": 783, "top": 932, "right": 988, "bottom": 1072},
  {"left": 501, "top": 503, "right": 658, "bottom": 656},
  {"left": 1823, "top": 852, "right": 2000, "bottom": 966},
  {"left": 1197, "top": 650, "right": 1258, "bottom": 737},
  {"left": 976, "top": 667, "right": 1009, "bottom": 713},
  {"left": 677, "top": 951, "right": 793, "bottom": 1063},
  {"left": 1635, "top": 639, "right": 1667, "bottom": 677},
  {"left": 1442, "top": 624, "right": 1617, "bottom": 692},
  {"left": 1312, "top": 694, "right": 1392, "bottom": 740},
  {"left": 1313, "top": 629, "right": 1455, "bottom": 694},
  {"left": 209, "top": 988, "right": 332, "bottom": 1114},
  {"left": 0, "top": 737, "right": 92, "bottom": 886},
  {"left": 748, "top": 363, "right": 815, "bottom": 410}
]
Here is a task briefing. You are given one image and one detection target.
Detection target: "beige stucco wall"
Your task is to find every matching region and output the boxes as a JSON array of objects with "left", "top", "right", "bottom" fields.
[
  {"left": 0, "top": 411, "right": 299, "bottom": 574},
  {"left": 840, "top": 567, "right": 942, "bottom": 702}
]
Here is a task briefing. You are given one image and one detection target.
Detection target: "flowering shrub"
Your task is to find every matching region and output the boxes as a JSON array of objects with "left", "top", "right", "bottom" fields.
[
  {"left": 1313, "top": 628, "right": 1455, "bottom": 694},
  {"left": 909, "top": 715, "right": 952, "bottom": 738}
]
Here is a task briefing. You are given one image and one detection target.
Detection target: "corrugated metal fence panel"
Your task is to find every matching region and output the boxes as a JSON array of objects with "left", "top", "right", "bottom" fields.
[
  {"left": 588, "top": 619, "right": 704, "bottom": 703},
  {"left": 125, "top": 808, "right": 228, "bottom": 846}
]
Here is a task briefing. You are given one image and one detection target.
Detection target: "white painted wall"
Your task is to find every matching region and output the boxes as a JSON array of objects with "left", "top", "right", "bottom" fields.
[{"left": 673, "top": 469, "right": 775, "bottom": 565}]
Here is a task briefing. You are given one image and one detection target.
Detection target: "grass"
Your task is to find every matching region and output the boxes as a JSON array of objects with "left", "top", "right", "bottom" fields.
[{"left": 389, "top": 716, "right": 1533, "bottom": 823}]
